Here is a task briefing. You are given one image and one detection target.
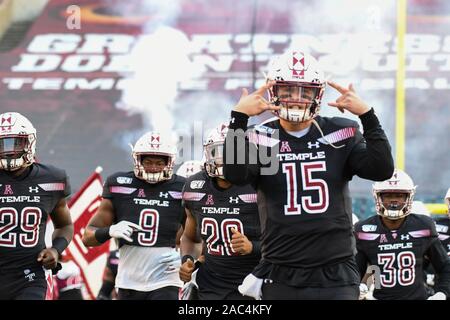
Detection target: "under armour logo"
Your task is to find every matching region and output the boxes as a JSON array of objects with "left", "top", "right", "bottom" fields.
[
  {"left": 205, "top": 194, "right": 214, "bottom": 205},
  {"left": 159, "top": 192, "right": 169, "bottom": 198},
  {"left": 230, "top": 117, "right": 235, "bottom": 124},
  {"left": 280, "top": 141, "right": 291, "bottom": 153},
  {"left": 3, "top": 184, "right": 13, "bottom": 195},
  {"left": 379, "top": 234, "right": 388, "bottom": 243},
  {"left": 401, "top": 234, "right": 410, "bottom": 240},
  {"left": 29, "top": 186, "right": 39, "bottom": 193},
  {"left": 229, "top": 197, "right": 239, "bottom": 204},
  {"left": 307, "top": 141, "right": 320, "bottom": 149},
  {"left": 137, "top": 188, "right": 146, "bottom": 197}
]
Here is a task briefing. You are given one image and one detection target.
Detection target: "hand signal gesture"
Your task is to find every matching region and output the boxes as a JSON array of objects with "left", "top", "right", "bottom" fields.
[
  {"left": 327, "top": 81, "right": 370, "bottom": 116},
  {"left": 233, "top": 81, "right": 280, "bottom": 116}
]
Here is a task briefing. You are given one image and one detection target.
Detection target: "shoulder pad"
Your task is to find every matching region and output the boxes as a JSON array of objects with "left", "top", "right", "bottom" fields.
[
  {"left": 322, "top": 116, "right": 359, "bottom": 129},
  {"left": 173, "top": 174, "right": 186, "bottom": 184},
  {"left": 36, "top": 163, "right": 67, "bottom": 180},
  {"left": 184, "top": 171, "right": 208, "bottom": 191},
  {"left": 354, "top": 216, "right": 378, "bottom": 232},
  {"left": 410, "top": 213, "right": 435, "bottom": 228},
  {"left": 106, "top": 171, "right": 134, "bottom": 186}
]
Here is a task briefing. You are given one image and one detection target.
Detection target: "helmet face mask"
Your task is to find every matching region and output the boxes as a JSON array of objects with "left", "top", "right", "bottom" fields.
[
  {"left": 267, "top": 51, "right": 326, "bottom": 123},
  {"left": 373, "top": 169, "right": 416, "bottom": 220},
  {"left": 204, "top": 142, "right": 224, "bottom": 178},
  {"left": 0, "top": 112, "right": 37, "bottom": 172},
  {"left": 379, "top": 192, "right": 409, "bottom": 218},
  {"left": 0, "top": 136, "right": 28, "bottom": 158},
  {"left": 204, "top": 123, "right": 228, "bottom": 179},
  {"left": 132, "top": 132, "right": 176, "bottom": 184}
]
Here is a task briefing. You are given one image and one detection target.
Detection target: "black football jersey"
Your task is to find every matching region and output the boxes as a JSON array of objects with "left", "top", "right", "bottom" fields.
[
  {"left": 435, "top": 217, "right": 450, "bottom": 256},
  {"left": 225, "top": 109, "right": 394, "bottom": 272},
  {"left": 355, "top": 214, "right": 442, "bottom": 300},
  {"left": 0, "top": 164, "right": 71, "bottom": 271},
  {"left": 182, "top": 170, "right": 261, "bottom": 287},
  {"left": 237, "top": 117, "right": 369, "bottom": 267},
  {"left": 102, "top": 171, "right": 185, "bottom": 248}
]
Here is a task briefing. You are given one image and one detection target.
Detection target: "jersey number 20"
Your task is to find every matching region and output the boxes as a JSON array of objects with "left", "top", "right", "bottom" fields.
[{"left": 201, "top": 218, "right": 243, "bottom": 256}]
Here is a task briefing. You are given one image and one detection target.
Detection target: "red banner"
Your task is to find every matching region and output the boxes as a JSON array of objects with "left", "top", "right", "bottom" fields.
[{"left": 65, "top": 167, "right": 108, "bottom": 300}]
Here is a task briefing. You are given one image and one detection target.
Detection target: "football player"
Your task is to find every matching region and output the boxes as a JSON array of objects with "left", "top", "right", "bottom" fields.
[
  {"left": 0, "top": 112, "right": 73, "bottom": 300},
  {"left": 179, "top": 123, "right": 261, "bottom": 300},
  {"left": 355, "top": 169, "right": 450, "bottom": 300},
  {"left": 223, "top": 50, "right": 394, "bottom": 299},
  {"left": 82, "top": 132, "right": 185, "bottom": 300},
  {"left": 174, "top": 160, "right": 204, "bottom": 252}
]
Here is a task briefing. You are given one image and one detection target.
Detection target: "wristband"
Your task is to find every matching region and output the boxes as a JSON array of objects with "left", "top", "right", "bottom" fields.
[
  {"left": 95, "top": 227, "right": 111, "bottom": 244},
  {"left": 51, "top": 237, "right": 69, "bottom": 255},
  {"left": 181, "top": 254, "right": 194, "bottom": 264}
]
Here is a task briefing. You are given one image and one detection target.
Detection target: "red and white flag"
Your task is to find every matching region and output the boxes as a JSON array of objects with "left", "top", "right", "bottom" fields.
[
  {"left": 65, "top": 166, "right": 110, "bottom": 300},
  {"left": 44, "top": 167, "right": 110, "bottom": 299}
]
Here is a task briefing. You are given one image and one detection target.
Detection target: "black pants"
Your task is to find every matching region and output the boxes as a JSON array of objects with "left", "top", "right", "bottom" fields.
[
  {"left": 0, "top": 268, "right": 47, "bottom": 300},
  {"left": 262, "top": 281, "right": 359, "bottom": 300},
  {"left": 118, "top": 286, "right": 179, "bottom": 300},
  {"left": 198, "top": 288, "right": 255, "bottom": 300},
  {"left": 196, "top": 265, "right": 255, "bottom": 300},
  {"left": 58, "top": 289, "right": 84, "bottom": 300}
]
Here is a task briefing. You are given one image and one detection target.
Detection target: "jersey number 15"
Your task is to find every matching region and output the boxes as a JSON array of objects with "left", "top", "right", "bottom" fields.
[{"left": 282, "top": 161, "right": 329, "bottom": 215}]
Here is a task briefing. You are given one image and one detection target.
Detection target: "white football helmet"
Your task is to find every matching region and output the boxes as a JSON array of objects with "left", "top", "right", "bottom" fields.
[
  {"left": 131, "top": 131, "right": 176, "bottom": 184},
  {"left": 372, "top": 169, "right": 416, "bottom": 220},
  {"left": 445, "top": 187, "right": 450, "bottom": 217},
  {"left": 267, "top": 50, "right": 326, "bottom": 123},
  {"left": 0, "top": 112, "right": 37, "bottom": 171},
  {"left": 204, "top": 123, "right": 228, "bottom": 179},
  {"left": 176, "top": 160, "right": 203, "bottom": 178}
]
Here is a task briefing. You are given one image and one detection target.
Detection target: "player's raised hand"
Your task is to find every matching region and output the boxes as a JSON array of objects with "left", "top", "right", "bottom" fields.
[
  {"left": 327, "top": 81, "right": 370, "bottom": 116},
  {"left": 37, "top": 248, "right": 59, "bottom": 269},
  {"left": 230, "top": 228, "right": 253, "bottom": 255},
  {"left": 233, "top": 81, "right": 280, "bottom": 116}
]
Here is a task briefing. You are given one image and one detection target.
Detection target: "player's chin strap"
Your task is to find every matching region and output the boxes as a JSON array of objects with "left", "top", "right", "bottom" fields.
[{"left": 311, "top": 119, "right": 346, "bottom": 149}]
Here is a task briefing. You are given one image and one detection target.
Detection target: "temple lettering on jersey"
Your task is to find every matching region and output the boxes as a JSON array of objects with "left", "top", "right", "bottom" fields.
[
  {"left": 276, "top": 151, "right": 326, "bottom": 161},
  {"left": 201, "top": 207, "right": 240, "bottom": 214},
  {"left": 0, "top": 195, "right": 40, "bottom": 202},
  {"left": 132, "top": 198, "right": 169, "bottom": 207},
  {"left": 378, "top": 242, "right": 413, "bottom": 251}
]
